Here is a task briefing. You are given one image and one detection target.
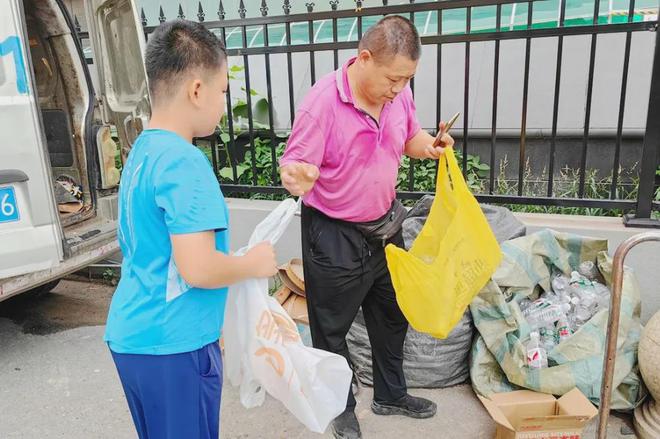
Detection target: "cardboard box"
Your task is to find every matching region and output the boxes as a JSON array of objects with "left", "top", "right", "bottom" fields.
[
  {"left": 282, "top": 293, "right": 309, "bottom": 325},
  {"left": 273, "top": 284, "right": 292, "bottom": 305},
  {"left": 478, "top": 388, "right": 598, "bottom": 439}
]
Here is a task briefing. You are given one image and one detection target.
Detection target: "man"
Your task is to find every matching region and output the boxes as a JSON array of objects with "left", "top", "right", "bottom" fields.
[{"left": 279, "top": 16, "right": 454, "bottom": 439}]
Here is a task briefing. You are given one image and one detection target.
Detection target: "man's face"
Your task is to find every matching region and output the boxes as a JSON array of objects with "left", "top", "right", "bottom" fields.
[{"left": 358, "top": 51, "right": 418, "bottom": 105}]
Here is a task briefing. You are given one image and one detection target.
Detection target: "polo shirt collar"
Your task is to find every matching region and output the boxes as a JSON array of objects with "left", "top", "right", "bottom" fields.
[{"left": 335, "top": 56, "right": 357, "bottom": 104}]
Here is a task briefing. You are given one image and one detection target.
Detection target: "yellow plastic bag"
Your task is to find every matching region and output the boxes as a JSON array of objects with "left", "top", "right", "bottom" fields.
[{"left": 385, "top": 147, "right": 502, "bottom": 338}]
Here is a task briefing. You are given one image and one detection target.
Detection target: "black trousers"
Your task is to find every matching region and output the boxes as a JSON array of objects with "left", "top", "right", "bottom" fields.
[{"left": 301, "top": 203, "right": 408, "bottom": 411}]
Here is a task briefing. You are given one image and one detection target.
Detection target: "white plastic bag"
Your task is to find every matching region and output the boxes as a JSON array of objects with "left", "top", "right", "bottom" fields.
[{"left": 223, "top": 198, "right": 352, "bottom": 433}]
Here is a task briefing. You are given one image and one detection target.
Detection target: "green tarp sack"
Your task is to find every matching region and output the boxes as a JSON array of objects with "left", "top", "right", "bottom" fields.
[{"left": 469, "top": 230, "right": 646, "bottom": 411}]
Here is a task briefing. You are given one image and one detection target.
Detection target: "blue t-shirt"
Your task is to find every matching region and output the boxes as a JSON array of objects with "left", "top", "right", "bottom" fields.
[{"left": 104, "top": 129, "right": 229, "bottom": 355}]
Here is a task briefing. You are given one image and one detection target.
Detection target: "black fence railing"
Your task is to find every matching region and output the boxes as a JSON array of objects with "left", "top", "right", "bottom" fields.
[{"left": 75, "top": 0, "right": 660, "bottom": 226}]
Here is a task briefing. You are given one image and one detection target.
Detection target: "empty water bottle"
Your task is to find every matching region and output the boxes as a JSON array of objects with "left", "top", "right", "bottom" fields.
[
  {"left": 570, "top": 271, "right": 593, "bottom": 288},
  {"left": 522, "top": 298, "right": 553, "bottom": 318},
  {"left": 570, "top": 283, "right": 598, "bottom": 313},
  {"left": 540, "top": 325, "right": 557, "bottom": 352},
  {"left": 551, "top": 274, "right": 570, "bottom": 295},
  {"left": 540, "top": 291, "right": 561, "bottom": 305},
  {"left": 556, "top": 317, "right": 573, "bottom": 343},
  {"left": 526, "top": 303, "right": 571, "bottom": 330},
  {"left": 592, "top": 282, "right": 611, "bottom": 311},
  {"left": 526, "top": 331, "right": 548, "bottom": 369},
  {"left": 519, "top": 297, "right": 534, "bottom": 314},
  {"left": 578, "top": 260, "right": 599, "bottom": 281},
  {"left": 570, "top": 297, "right": 592, "bottom": 330}
]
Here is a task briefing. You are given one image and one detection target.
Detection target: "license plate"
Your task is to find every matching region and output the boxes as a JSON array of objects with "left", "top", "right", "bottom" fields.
[{"left": 0, "top": 186, "right": 20, "bottom": 223}]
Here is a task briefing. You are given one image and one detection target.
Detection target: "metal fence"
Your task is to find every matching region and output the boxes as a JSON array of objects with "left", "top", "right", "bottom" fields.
[{"left": 76, "top": 0, "right": 660, "bottom": 226}]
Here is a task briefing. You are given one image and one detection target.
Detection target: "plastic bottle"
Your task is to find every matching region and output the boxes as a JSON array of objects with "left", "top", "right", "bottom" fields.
[
  {"left": 592, "top": 282, "right": 611, "bottom": 311},
  {"left": 570, "top": 297, "right": 592, "bottom": 330},
  {"left": 539, "top": 325, "right": 557, "bottom": 352},
  {"left": 526, "top": 303, "right": 571, "bottom": 330},
  {"left": 519, "top": 298, "right": 533, "bottom": 314},
  {"left": 551, "top": 274, "right": 570, "bottom": 295},
  {"left": 522, "top": 298, "right": 553, "bottom": 318},
  {"left": 572, "top": 270, "right": 598, "bottom": 288},
  {"left": 556, "top": 317, "right": 573, "bottom": 342},
  {"left": 570, "top": 283, "right": 598, "bottom": 313},
  {"left": 526, "top": 331, "right": 548, "bottom": 369},
  {"left": 558, "top": 291, "right": 572, "bottom": 306},
  {"left": 541, "top": 290, "right": 563, "bottom": 305},
  {"left": 578, "top": 260, "right": 599, "bottom": 281}
]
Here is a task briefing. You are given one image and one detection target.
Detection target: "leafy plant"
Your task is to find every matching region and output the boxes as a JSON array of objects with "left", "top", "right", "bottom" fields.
[
  {"left": 102, "top": 268, "right": 119, "bottom": 286},
  {"left": 220, "top": 64, "right": 271, "bottom": 138},
  {"left": 218, "top": 138, "right": 285, "bottom": 186},
  {"left": 396, "top": 150, "right": 491, "bottom": 194}
]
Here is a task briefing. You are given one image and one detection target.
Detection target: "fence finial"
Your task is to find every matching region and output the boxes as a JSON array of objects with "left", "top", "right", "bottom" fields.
[
  {"left": 140, "top": 7, "right": 148, "bottom": 27},
  {"left": 238, "top": 0, "right": 247, "bottom": 19},
  {"left": 74, "top": 15, "right": 81, "bottom": 33},
  {"left": 355, "top": 1, "right": 363, "bottom": 13},
  {"left": 283, "top": 0, "right": 291, "bottom": 15},
  {"left": 260, "top": 0, "right": 268, "bottom": 17},
  {"left": 306, "top": 2, "right": 315, "bottom": 13},
  {"left": 159, "top": 6, "right": 166, "bottom": 23},
  {"left": 177, "top": 3, "right": 185, "bottom": 19},
  {"left": 329, "top": 0, "right": 339, "bottom": 11},
  {"left": 218, "top": 0, "right": 226, "bottom": 20},
  {"left": 197, "top": 2, "right": 205, "bottom": 22}
]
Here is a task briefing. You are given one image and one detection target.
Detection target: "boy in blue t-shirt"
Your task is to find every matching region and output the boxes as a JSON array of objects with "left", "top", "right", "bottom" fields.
[{"left": 104, "top": 20, "right": 278, "bottom": 439}]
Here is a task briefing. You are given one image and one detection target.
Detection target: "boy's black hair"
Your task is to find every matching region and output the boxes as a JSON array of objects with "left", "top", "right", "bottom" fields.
[{"left": 145, "top": 20, "right": 227, "bottom": 103}]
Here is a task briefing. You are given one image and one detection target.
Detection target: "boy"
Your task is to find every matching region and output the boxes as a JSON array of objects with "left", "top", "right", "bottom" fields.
[{"left": 105, "top": 20, "right": 278, "bottom": 439}]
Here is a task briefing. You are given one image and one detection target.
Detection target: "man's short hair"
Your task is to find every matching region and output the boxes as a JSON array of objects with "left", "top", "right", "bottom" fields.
[
  {"left": 358, "top": 16, "right": 421, "bottom": 62},
  {"left": 145, "top": 19, "right": 227, "bottom": 103}
]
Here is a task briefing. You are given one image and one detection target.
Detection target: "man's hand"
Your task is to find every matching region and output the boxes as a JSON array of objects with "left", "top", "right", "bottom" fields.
[
  {"left": 425, "top": 121, "right": 455, "bottom": 159},
  {"left": 280, "top": 162, "right": 320, "bottom": 196},
  {"left": 421, "top": 144, "right": 446, "bottom": 160},
  {"left": 405, "top": 121, "right": 455, "bottom": 160}
]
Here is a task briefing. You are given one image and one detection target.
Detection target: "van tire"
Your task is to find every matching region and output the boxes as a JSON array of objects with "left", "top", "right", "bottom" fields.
[{"left": 25, "top": 279, "right": 61, "bottom": 298}]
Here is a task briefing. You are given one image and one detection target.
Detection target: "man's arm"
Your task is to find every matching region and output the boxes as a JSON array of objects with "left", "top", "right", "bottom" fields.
[
  {"left": 404, "top": 122, "right": 455, "bottom": 160},
  {"left": 279, "top": 109, "right": 324, "bottom": 196}
]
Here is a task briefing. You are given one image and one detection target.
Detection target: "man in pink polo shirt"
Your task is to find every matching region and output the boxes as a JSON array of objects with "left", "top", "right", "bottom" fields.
[{"left": 279, "top": 16, "right": 454, "bottom": 439}]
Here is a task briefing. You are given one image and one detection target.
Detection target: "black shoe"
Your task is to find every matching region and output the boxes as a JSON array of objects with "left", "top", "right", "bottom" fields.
[
  {"left": 371, "top": 394, "right": 437, "bottom": 419},
  {"left": 331, "top": 409, "right": 362, "bottom": 439}
]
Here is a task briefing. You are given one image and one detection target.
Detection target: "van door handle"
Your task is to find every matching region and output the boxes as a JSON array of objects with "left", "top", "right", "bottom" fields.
[{"left": 0, "top": 170, "right": 29, "bottom": 185}]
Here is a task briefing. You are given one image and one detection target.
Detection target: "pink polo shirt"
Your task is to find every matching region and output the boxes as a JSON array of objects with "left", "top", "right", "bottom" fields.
[{"left": 280, "top": 57, "right": 421, "bottom": 222}]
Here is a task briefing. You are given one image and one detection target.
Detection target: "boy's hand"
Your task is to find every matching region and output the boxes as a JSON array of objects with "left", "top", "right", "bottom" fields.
[
  {"left": 244, "top": 241, "right": 278, "bottom": 278},
  {"left": 280, "top": 163, "right": 320, "bottom": 196}
]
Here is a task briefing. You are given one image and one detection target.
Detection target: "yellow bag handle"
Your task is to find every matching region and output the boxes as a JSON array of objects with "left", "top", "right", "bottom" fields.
[{"left": 440, "top": 147, "right": 471, "bottom": 195}]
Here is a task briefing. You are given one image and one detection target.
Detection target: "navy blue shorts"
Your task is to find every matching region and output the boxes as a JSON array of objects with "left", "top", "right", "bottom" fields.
[{"left": 110, "top": 341, "right": 223, "bottom": 439}]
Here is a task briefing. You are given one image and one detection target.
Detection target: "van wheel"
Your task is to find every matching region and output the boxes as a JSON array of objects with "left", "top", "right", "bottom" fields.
[{"left": 25, "top": 279, "right": 61, "bottom": 298}]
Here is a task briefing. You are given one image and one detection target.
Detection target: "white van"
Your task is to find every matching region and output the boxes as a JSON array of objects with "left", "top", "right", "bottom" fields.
[{"left": 0, "top": 0, "right": 149, "bottom": 301}]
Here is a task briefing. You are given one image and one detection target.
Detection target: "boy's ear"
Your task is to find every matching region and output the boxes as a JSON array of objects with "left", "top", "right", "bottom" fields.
[{"left": 187, "top": 78, "right": 204, "bottom": 107}]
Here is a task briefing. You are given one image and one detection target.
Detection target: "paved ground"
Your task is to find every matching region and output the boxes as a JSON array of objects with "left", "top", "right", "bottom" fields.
[{"left": 0, "top": 280, "right": 637, "bottom": 438}]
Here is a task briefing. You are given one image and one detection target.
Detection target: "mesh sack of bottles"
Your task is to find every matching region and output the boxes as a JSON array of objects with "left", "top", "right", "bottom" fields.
[{"left": 469, "top": 229, "right": 647, "bottom": 410}]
